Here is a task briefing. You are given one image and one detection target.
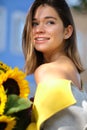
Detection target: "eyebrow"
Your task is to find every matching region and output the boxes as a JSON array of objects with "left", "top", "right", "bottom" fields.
[{"left": 32, "top": 16, "right": 57, "bottom": 21}]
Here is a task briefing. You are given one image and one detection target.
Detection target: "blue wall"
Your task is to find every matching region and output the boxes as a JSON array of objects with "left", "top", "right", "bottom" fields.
[
  {"left": 0, "top": 0, "right": 34, "bottom": 68},
  {"left": 0, "top": 0, "right": 36, "bottom": 97}
]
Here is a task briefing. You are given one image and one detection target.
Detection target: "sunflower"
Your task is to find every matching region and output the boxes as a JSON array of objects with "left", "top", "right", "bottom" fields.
[
  {"left": 0, "top": 62, "right": 11, "bottom": 74},
  {"left": 0, "top": 115, "right": 16, "bottom": 130},
  {"left": 0, "top": 85, "right": 7, "bottom": 115},
  {"left": 0, "top": 67, "right": 30, "bottom": 98}
]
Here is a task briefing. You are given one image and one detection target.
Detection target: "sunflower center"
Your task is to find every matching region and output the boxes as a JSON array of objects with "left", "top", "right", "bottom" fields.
[
  {"left": 3, "top": 78, "right": 20, "bottom": 96},
  {"left": 0, "top": 122, "right": 7, "bottom": 130}
]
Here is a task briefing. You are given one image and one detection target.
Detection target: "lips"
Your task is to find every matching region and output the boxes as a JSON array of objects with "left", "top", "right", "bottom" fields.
[
  {"left": 35, "top": 37, "right": 49, "bottom": 40},
  {"left": 34, "top": 37, "right": 50, "bottom": 43}
]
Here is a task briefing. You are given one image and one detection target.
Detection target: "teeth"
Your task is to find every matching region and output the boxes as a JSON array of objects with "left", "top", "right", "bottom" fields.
[{"left": 36, "top": 38, "right": 47, "bottom": 41}]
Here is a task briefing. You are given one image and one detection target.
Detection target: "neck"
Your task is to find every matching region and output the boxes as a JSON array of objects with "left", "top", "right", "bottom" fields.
[{"left": 43, "top": 51, "right": 66, "bottom": 63}]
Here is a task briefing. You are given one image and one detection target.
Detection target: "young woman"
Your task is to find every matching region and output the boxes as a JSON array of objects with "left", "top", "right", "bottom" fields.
[{"left": 22, "top": 0, "right": 87, "bottom": 130}]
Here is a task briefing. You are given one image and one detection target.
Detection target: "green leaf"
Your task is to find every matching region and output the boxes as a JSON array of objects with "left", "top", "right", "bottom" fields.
[{"left": 4, "top": 94, "right": 32, "bottom": 115}]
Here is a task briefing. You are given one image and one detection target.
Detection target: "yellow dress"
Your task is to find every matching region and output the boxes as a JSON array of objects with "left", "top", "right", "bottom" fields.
[{"left": 26, "top": 79, "right": 87, "bottom": 130}]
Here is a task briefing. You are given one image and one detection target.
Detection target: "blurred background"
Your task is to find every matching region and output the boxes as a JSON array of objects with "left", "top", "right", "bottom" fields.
[{"left": 0, "top": 0, "right": 87, "bottom": 96}]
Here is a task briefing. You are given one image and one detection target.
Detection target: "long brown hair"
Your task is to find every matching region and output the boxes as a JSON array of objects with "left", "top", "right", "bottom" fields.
[{"left": 22, "top": 0, "right": 84, "bottom": 75}]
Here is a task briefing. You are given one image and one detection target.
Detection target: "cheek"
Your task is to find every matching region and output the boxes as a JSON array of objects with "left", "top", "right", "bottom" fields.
[
  {"left": 49, "top": 26, "right": 62, "bottom": 36},
  {"left": 54, "top": 28, "right": 64, "bottom": 39},
  {"left": 50, "top": 30, "right": 60, "bottom": 39},
  {"left": 47, "top": 28, "right": 58, "bottom": 37}
]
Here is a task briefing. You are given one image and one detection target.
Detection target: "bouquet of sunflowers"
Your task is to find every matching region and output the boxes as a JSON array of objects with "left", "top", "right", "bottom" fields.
[{"left": 0, "top": 62, "right": 32, "bottom": 130}]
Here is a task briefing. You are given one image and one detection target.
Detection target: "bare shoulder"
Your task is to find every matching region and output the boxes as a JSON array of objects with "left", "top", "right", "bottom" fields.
[
  {"left": 34, "top": 56, "right": 81, "bottom": 88},
  {"left": 34, "top": 63, "right": 52, "bottom": 84},
  {"left": 57, "top": 56, "right": 81, "bottom": 88}
]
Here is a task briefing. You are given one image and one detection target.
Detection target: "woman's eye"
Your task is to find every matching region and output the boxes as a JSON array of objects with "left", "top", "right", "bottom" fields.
[
  {"left": 47, "top": 21, "right": 55, "bottom": 25},
  {"left": 32, "top": 22, "right": 38, "bottom": 27}
]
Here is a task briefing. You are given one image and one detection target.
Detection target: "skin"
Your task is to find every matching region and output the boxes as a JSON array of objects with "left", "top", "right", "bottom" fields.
[{"left": 32, "top": 5, "right": 81, "bottom": 89}]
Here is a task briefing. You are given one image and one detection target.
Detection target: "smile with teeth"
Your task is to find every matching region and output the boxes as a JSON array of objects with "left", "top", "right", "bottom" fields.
[{"left": 35, "top": 37, "right": 49, "bottom": 41}]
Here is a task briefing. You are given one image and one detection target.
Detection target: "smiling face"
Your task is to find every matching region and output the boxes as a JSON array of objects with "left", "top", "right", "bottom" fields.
[{"left": 32, "top": 4, "right": 72, "bottom": 55}]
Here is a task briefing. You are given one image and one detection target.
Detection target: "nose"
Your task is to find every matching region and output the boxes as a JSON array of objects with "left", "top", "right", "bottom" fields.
[{"left": 34, "top": 24, "right": 45, "bottom": 34}]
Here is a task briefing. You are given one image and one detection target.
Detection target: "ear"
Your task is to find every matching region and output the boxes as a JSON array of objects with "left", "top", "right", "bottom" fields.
[{"left": 64, "top": 25, "right": 73, "bottom": 39}]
